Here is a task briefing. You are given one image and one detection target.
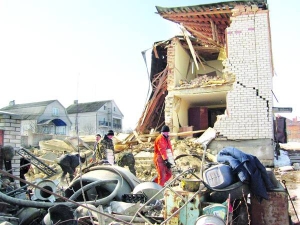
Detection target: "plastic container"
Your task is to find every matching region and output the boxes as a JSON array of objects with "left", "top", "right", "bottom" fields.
[
  {"left": 133, "top": 181, "right": 163, "bottom": 203},
  {"left": 166, "top": 149, "right": 175, "bottom": 165},
  {"left": 204, "top": 164, "right": 234, "bottom": 189},
  {"left": 106, "top": 149, "right": 115, "bottom": 165},
  {"left": 202, "top": 203, "right": 227, "bottom": 220},
  {"left": 195, "top": 215, "right": 225, "bottom": 225}
]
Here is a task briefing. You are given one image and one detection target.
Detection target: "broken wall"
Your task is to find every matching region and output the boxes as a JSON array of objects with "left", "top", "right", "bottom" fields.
[
  {"left": 0, "top": 112, "right": 22, "bottom": 186},
  {"left": 164, "top": 37, "right": 227, "bottom": 133},
  {"left": 214, "top": 11, "right": 273, "bottom": 140},
  {"left": 174, "top": 38, "right": 192, "bottom": 87}
]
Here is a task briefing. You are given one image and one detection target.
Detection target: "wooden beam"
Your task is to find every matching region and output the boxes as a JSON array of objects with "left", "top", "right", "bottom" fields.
[
  {"left": 139, "top": 129, "right": 206, "bottom": 138},
  {"left": 136, "top": 68, "right": 168, "bottom": 132},
  {"left": 185, "top": 25, "right": 223, "bottom": 48},
  {"left": 180, "top": 24, "right": 200, "bottom": 70},
  {"left": 170, "top": 129, "right": 206, "bottom": 137},
  {"left": 161, "top": 9, "right": 232, "bottom": 18},
  {"left": 181, "top": 44, "right": 220, "bottom": 51},
  {"left": 148, "top": 129, "right": 155, "bottom": 142},
  {"left": 210, "top": 19, "right": 216, "bottom": 42},
  {"left": 164, "top": 17, "right": 229, "bottom": 24},
  {"left": 181, "top": 22, "right": 228, "bottom": 30},
  {"left": 133, "top": 131, "right": 143, "bottom": 144}
]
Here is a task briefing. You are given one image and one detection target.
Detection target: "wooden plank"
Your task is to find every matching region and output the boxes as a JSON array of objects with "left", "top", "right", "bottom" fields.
[
  {"left": 139, "top": 129, "right": 206, "bottom": 138},
  {"left": 162, "top": 9, "right": 232, "bottom": 18},
  {"left": 170, "top": 129, "right": 206, "bottom": 137},
  {"left": 210, "top": 18, "right": 216, "bottom": 41},
  {"left": 180, "top": 24, "right": 199, "bottom": 70},
  {"left": 185, "top": 25, "right": 223, "bottom": 48},
  {"left": 133, "top": 130, "right": 143, "bottom": 144},
  {"left": 148, "top": 129, "right": 154, "bottom": 142}
]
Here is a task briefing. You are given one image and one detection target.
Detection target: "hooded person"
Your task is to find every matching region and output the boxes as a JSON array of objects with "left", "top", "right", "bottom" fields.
[
  {"left": 153, "top": 125, "right": 174, "bottom": 186},
  {"left": 95, "top": 130, "right": 115, "bottom": 164},
  {"left": 57, "top": 153, "right": 86, "bottom": 181}
]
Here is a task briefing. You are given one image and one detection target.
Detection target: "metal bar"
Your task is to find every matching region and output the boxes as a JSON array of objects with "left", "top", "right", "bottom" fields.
[
  {"left": 161, "top": 188, "right": 203, "bottom": 225},
  {"left": 0, "top": 169, "right": 132, "bottom": 225},
  {"left": 130, "top": 168, "right": 195, "bottom": 223},
  {"left": 16, "top": 148, "right": 56, "bottom": 177}
]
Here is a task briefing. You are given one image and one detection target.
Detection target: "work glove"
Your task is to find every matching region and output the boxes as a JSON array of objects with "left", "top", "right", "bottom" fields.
[{"left": 164, "top": 159, "right": 172, "bottom": 169}]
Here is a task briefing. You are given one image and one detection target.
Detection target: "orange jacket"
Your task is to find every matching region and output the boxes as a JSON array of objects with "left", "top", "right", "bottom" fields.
[{"left": 154, "top": 134, "right": 173, "bottom": 161}]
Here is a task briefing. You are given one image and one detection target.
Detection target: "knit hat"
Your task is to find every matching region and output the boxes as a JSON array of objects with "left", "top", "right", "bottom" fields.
[
  {"left": 107, "top": 130, "right": 114, "bottom": 136},
  {"left": 161, "top": 125, "right": 170, "bottom": 132}
]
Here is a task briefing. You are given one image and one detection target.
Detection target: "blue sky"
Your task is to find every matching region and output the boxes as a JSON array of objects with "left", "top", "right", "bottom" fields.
[{"left": 0, "top": 0, "right": 299, "bottom": 129}]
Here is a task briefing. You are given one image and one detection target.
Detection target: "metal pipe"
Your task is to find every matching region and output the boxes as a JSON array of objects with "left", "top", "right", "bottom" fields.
[
  {"left": 6, "top": 163, "right": 31, "bottom": 173},
  {"left": 69, "top": 179, "right": 120, "bottom": 201},
  {"left": 0, "top": 169, "right": 131, "bottom": 224},
  {"left": 130, "top": 168, "right": 195, "bottom": 224}
]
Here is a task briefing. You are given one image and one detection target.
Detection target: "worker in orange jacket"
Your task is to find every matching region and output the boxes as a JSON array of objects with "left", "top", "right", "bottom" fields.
[{"left": 153, "top": 125, "right": 174, "bottom": 186}]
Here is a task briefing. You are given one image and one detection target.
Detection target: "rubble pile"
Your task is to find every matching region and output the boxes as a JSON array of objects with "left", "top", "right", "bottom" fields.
[
  {"left": 3, "top": 130, "right": 299, "bottom": 224},
  {"left": 25, "top": 136, "right": 216, "bottom": 184},
  {"left": 178, "top": 74, "right": 226, "bottom": 89}
]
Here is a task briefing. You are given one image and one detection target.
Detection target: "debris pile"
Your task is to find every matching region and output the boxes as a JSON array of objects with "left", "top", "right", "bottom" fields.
[
  {"left": 1, "top": 130, "right": 299, "bottom": 224},
  {"left": 178, "top": 74, "right": 227, "bottom": 89}
]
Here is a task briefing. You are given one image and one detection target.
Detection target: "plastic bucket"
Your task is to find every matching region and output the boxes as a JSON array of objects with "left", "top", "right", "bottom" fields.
[
  {"left": 106, "top": 149, "right": 115, "bottom": 165},
  {"left": 202, "top": 203, "right": 227, "bottom": 220},
  {"left": 166, "top": 149, "right": 175, "bottom": 165},
  {"left": 195, "top": 215, "right": 225, "bottom": 225}
]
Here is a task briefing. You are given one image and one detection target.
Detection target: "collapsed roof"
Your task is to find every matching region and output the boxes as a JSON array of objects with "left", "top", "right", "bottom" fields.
[{"left": 135, "top": 1, "right": 268, "bottom": 134}]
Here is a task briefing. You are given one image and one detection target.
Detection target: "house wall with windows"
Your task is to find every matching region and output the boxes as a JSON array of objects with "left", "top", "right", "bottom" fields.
[
  {"left": 37, "top": 101, "right": 71, "bottom": 135},
  {"left": 97, "top": 101, "right": 123, "bottom": 134},
  {"left": 68, "top": 100, "right": 123, "bottom": 136},
  {"left": 68, "top": 111, "right": 96, "bottom": 136}
]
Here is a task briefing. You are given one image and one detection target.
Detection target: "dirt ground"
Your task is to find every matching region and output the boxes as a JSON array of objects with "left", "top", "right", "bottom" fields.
[{"left": 278, "top": 171, "right": 300, "bottom": 223}]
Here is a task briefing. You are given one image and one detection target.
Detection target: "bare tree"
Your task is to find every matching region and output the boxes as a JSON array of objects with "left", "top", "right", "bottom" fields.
[{"left": 82, "top": 123, "right": 95, "bottom": 135}]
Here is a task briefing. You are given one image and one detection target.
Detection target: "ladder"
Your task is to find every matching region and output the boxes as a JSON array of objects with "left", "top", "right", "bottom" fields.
[{"left": 16, "top": 147, "right": 57, "bottom": 177}]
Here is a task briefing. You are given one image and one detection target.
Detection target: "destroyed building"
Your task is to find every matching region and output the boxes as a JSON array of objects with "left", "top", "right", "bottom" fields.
[
  {"left": 136, "top": 0, "right": 275, "bottom": 165},
  {"left": 0, "top": 1, "right": 298, "bottom": 225}
]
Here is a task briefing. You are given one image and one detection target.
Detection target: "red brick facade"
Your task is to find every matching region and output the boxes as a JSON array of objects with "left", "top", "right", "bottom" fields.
[{"left": 286, "top": 117, "right": 300, "bottom": 142}]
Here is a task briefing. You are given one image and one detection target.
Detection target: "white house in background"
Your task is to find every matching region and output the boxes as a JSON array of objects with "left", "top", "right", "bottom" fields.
[
  {"left": 66, "top": 100, "right": 124, "bottom": 136},
  {"left": 0, "top": 100, "right": 72, "bottom": 135}
]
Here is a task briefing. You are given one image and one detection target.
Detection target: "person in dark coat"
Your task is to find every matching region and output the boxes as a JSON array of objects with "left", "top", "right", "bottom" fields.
[
  {"left": 57, "top": 153, "right": 86, "bottom": 181},
  {"left": 95, "top": 130, "right": 115, "bottom": 164},
  {"left": 20, "top": 157, "right": 31, "bottom": 188}
]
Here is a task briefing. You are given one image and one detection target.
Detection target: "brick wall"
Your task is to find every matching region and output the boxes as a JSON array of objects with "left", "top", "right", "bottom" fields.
[
  {"left": 0, "top": 112, "right": 22, "bottom": 185},
  {"left": 164, "top": 37, "right": 177, "bottom": 130},
  {"left": 286, "top": 117, "right": 300, "bottom": 142},
  {"left": 214, "top": 11, "right": 274, "bottom": 140}
]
